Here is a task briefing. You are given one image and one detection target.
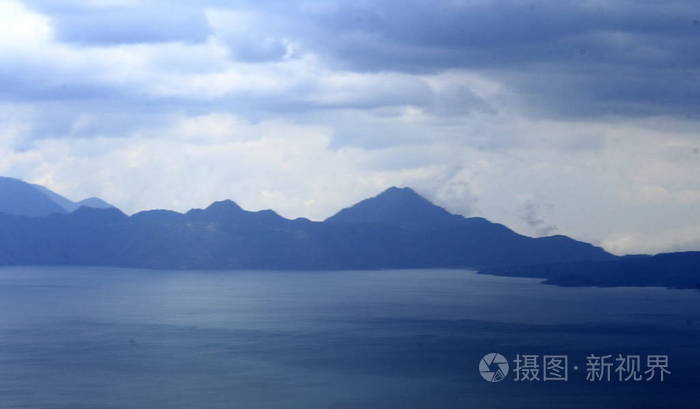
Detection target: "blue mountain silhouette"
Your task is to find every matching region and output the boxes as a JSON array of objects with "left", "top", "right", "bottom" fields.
[
  {"left": 0, "top": 177, "right": 114, "bottom": 217},
  {"left": 0, "top": 179, "right": 616, "bottom": 271},
  {"left": 2, "top": 177, "right": 698, "bottom": 289}
]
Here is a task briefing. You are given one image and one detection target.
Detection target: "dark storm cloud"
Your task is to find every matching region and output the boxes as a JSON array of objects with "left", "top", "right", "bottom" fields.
[
  {"left": 9, "top": 0, "right": 700, "bottom": 128},
  {"left": 221, "top": 0, "right": 700, "bottom": 118},
  {"left": 345, "top": 1, "right": 695, "bottom": 68},
  {"left": 304, "top": 0, "right": 700, "bottom": 71}
]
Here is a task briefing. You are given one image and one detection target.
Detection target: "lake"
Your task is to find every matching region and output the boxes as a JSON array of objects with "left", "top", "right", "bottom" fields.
[{"left": 0, "top": 267, "right": 698, "bottom": 408}]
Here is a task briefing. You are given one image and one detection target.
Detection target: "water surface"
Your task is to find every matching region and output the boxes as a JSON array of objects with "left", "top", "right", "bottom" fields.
[{"left": 0, "top": 267, "right": 698, "bottom": 408}]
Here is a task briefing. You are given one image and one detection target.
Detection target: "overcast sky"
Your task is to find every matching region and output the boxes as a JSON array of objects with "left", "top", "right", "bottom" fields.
[{"left": 1, "top": 0, "right": 700, "bottom": 255}]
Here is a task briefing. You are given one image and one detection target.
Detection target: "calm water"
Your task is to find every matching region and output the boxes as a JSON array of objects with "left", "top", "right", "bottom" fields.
[{"left": 0, "top": 267, "right": 698, "bottom": 409}]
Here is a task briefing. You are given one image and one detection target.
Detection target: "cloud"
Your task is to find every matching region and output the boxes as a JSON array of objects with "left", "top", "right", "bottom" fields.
[
  {"left": 521, "top": 200, "right": 558, "bottom": 237},
  {"left": 207, "top": 9, "right": 298, "bottom": 62},
  {"left": 602, "top": 226, "right": 700, "bottom": 256},
  {"left": 11, "top": 0, "right": 700, "bottom": 121},
  {"left": 0, "top": 0, "right": 51, "bottom": 47},
  {"left": 204, "top": 0, "right": 700, "bottom": 119},
  {"left": 23, "top": 1, "right": 210, "bottom": 45}
]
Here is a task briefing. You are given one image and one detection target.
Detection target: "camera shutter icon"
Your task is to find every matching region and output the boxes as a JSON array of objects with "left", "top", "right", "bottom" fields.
[{"left": 479, "top": 353, "right": 509, "bottom": 382}]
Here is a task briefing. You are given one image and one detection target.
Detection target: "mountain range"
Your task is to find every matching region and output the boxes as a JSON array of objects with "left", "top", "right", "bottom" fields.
[
  {"left": 0, "top": 177, "right": 113, "bottom": 217},
  {"left": 0, "top": 177, "right": 698, "bottom": 289}
]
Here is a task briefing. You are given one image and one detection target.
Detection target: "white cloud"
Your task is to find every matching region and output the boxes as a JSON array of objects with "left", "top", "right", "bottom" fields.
[
  {"left": 0, "top": 0, "right": 51, "bottom": 47},
  {"left": 603, "top": 226, "right": 700, "bottom": 256}
]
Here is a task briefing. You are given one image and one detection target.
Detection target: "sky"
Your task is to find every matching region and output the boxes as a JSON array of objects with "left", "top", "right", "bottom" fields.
[{"left": 1, "top": 0, "right": 700, "bottom": 255}]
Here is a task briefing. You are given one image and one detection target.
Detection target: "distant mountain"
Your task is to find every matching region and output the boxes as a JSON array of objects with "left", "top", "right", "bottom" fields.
[
  {"left": 75, "top": 197, "right": 114, "bottom": 210},
  {"left": 30, "top": 184, "right": 78, "bottom": 213},
  {"left": 0, "top": 177, "right": 115, "bottom": 216},
  {"left": 326, "top": 187, "right": 613, "bottom": 267},
  {"left": 0, "top": 185, "right": 614, "bottom": 270},
  {"left": 0, "top": 177, "right": 67, "bottom": 217},
  {"left": 1, "top": 181, "right": 693, "bottom": 289},
  {"left": 478, "top": 252, "right": 700, "bottom": 290}
]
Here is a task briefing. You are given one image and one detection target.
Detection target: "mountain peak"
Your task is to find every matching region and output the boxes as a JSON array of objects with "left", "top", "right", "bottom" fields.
[
  {"left": 186, "top": 199, "right": 244, "bottom": 220},
  {"left": 325, "top": 186, "right": 458, "bottom": 227},
  {"left": 378, "top": 186, "right": 421, "bottom": 198},
  {"left": 206, "top": 199, "right": 243, "bottom": 212},
  {"left": 77, "top": 197, "right": 114, "bottom": 209}
]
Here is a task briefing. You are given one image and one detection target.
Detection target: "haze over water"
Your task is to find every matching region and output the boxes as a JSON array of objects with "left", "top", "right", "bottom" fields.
[{"left": 0, "top": 267, "right": 698, "bottom": 409}]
